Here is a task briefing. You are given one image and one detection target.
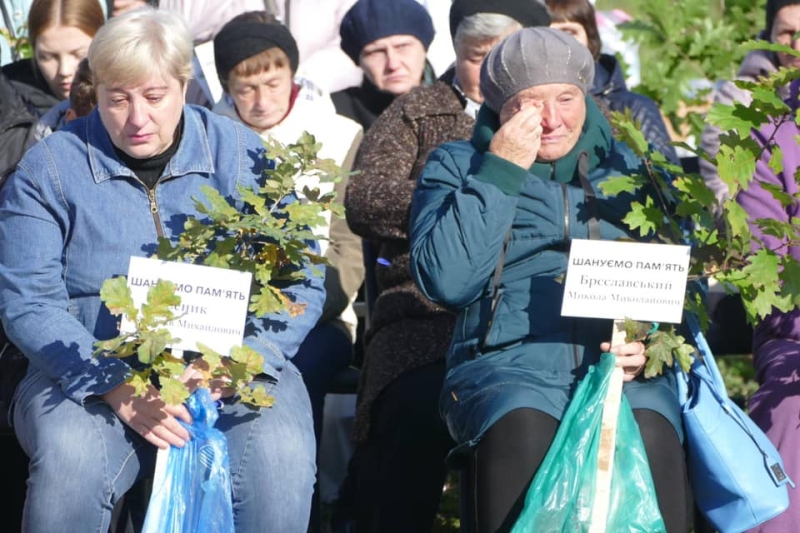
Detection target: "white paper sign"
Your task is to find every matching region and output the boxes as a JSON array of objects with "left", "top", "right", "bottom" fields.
[
  {"left": 194, "top": 40, "right": 222, "bottom": 105},
  {"left": 121, "top": 257, "right": 252, "bottom": 354},
  {"left": 561, "top": 239, "right": 691, "bottom": 324}
]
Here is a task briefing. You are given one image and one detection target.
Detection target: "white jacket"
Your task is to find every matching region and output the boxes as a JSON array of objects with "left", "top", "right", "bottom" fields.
[{"left": 213, "top": 84, "right": 364, "bottom": 337}]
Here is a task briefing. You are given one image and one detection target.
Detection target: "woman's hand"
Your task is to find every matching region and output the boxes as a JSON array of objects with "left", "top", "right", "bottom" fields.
[
  {"left": 103, "top": 362, "right": 238, "bottom": 449},
  {"left": 489, "top": 103, "right": 543, "bottom": 170},
  {"left": 101, "top": 382, "right": 193, "bottom": 450},
  {"left": 600, "top": 340, "right": 647, "bottom": 382}
]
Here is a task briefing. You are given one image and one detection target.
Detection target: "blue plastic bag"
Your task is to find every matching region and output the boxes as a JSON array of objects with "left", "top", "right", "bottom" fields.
[
  {"left": 511, "top": 353, "right": 665, "bottom": 532},
  {"left": 142, "top": 387, "right": 234, "bottom": 533}
]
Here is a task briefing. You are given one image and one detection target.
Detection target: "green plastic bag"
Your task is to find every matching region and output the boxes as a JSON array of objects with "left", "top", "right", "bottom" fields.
[{"left": 511, "top": 353, "right": 666, "bottom": 533}]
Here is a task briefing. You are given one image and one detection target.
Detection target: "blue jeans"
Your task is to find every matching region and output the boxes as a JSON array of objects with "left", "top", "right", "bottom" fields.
[{"left": 12, "top": 363, "right": 316, "bottom": 533}]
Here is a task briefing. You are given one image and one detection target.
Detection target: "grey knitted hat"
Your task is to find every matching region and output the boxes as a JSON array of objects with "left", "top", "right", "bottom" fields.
[{"left": 480, "top": 27, "right": 595, "bottom": 113}]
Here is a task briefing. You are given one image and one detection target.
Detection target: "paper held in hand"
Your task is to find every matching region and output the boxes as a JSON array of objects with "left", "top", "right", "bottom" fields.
[
  {"left": 121, "top": 256, "right": 253, "bottom": 356},
  {"left": 561, "top": 239, "right": 690, "bottom": 532},
  {"left": 561, "top": 239, "right": 691, "bottom": 324}
]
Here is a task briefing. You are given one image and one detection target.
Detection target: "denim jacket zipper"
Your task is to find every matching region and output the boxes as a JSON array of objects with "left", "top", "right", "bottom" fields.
[{"left": 146, "top": 184, "right": 165, "bottom": 239}]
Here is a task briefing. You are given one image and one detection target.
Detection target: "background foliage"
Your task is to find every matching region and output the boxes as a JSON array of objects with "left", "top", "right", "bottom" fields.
[
  {"left": 590, "top": 0, "right": 780, "bottom": 401},
  {"left": 596, "top": 0, "right": 766, "bottom": 143}
]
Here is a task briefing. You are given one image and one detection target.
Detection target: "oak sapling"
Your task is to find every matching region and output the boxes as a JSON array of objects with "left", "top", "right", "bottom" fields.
[{"left": 95, "top": 132, "right": 350, "bottom": 406}]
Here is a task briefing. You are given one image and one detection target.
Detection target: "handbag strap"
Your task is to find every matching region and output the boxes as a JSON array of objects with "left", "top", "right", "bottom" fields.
[
  {"left": 687, "top": 313, "right": 727, "bottom": 392},
  {"left": 481, "top": 230, "right": 512, "bottom": 351},
  {"left": 576, "top": 151, "right": 601, "bottom": 241},
  {"left": 480, "top": 154, "right": 598, "bottom": 350}
]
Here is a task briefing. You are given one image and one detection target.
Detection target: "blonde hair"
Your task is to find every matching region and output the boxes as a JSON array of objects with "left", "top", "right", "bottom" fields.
[{"left": 88, "top": 7, "right": 193, "bottom": 88}]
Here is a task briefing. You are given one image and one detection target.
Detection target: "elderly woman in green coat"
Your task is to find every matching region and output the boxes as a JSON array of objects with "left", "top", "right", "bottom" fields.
[{"left": 409, "top": 27, "right": 690, "bottom": 532}]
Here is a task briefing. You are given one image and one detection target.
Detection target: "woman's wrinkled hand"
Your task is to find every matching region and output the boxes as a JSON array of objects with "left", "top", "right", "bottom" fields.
[
  {"left": 600, "top": 340, "right": 647, "bottom": 382},
  {"left": 489, "top": 103, "right": 543, "bottom": 170}
]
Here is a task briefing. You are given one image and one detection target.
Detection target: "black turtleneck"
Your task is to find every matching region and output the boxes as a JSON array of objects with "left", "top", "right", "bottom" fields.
[
  {"left": 114, "top": 116, "right": 184, "bottom": 189},
  {"left": 331, "top": 60, "right": 438, "bottom": 132},
  {"left": 331, "top": 77, "right": 395, "bottom": 132}
]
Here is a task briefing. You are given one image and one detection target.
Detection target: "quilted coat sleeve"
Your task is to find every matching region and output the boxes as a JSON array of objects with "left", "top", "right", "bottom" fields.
[{"left": 408, "top": 139, "right": 603, "bottom": 308}]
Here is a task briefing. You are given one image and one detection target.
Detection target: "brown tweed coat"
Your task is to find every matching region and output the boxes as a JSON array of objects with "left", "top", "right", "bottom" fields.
[{"left": 345, "top": 78, "right": 476, "bottom": 443}]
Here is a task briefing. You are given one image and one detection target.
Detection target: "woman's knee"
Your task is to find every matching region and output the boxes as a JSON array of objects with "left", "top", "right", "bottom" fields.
[
  {"left": 633, "top": 408, "right": 691, "bottom": 532},
  {"left": 470, "top": 408, "right": 559, "bottom": 533},
  {"left": 633, "top": 408, "right": 683, "bottom": 456},
  {"left": 226, "top": 370, "right": 316, "bottom": 487}
]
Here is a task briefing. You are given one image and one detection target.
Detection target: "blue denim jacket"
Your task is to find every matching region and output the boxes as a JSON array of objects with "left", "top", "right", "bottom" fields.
[{"left": 0, "top": 105, "right": 324, "bottom": 404}]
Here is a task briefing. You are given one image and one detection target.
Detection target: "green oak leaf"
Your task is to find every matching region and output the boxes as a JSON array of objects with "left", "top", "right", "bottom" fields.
[
  {"left": 780, "top": 256, "right": 800, "bottom": 307},
  {"left": 140, "top": 280, "right": 181, "bottom": 326},
  {"left": 706, "top": 102, "right": 768, "bottom": 139},
  {"left": 672, "top": 174, "right": 716, "bottom": 209},
  {"left": 624, "top": 318, "right": 653, "bottom": 343},
  {"left": 716, "top": 142, "right": 758, "bottom": 193},
  {"left": 742, "top": 248, "right": 781, "bottom": 291},
  {"left": 610, "top": 110, "right": 649, "bottom": 154},
  {"left": 240, "top": 385, "right": 275, "bottom": 408},
  {"left": 598, "top": 175, "right": 641, "bottom": 196},
  {"left": 622, "top": 196, "right": 663, "bottom": 236},
  {"left": 100, "top": 277, "right": 137, "bottom": 320},
  {"left": 127, "top": 370, "right": 152, "bottom": 398},
  {"left": 159, "top": 377, "right": 190, "bottom": 406},
  {"left": 645, "top": 328, "right": 694, "bottom": 377},
  {"left": 767, "top": 144, "right": 784, "bottom": 176}
]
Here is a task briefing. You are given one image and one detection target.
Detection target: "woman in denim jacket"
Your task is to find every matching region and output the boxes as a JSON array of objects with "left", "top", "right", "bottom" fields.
[{"left": 0, "top": 8, "right": 324, "bottom": 533}]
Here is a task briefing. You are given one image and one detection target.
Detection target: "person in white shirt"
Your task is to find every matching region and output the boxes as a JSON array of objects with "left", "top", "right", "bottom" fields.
[{"left": 212, "top": 12, "right": 365, "bottom": 531}]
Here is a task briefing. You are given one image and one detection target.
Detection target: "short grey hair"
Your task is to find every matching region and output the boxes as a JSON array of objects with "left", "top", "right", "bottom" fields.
[
  {"left": 453, "top": 13, "right": 523, "bottom": 48},
  {"left": 88, "top": 7, "right": 193, "bottom": 88}
]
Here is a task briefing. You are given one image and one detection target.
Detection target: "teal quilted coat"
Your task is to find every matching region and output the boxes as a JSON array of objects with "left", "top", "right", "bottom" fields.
[{"left": 409, "top": 97, "right": 682, "bottom": 448}]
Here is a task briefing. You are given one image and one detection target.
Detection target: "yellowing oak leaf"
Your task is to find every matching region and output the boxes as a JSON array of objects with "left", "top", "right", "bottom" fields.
[{"left": 100, "top": 277, "right": 137, "bottom": 319}]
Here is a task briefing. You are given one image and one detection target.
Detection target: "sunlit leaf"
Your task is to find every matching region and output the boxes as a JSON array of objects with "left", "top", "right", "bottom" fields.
[{"left": 100, "top": 277, "right": 137, "bottom": 319}]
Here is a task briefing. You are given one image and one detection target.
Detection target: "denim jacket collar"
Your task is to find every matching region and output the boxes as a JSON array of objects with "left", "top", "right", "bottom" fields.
[{"left": 85, "top": 104, "right": 216, "bottom": 184}]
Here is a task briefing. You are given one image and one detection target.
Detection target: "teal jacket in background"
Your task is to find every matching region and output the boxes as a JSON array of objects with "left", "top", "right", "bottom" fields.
[{"left": 409, "top": 97, "right": 681, "bottom": 449}]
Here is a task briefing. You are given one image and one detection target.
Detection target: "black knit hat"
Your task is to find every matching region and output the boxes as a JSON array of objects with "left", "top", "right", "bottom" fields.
[
  {"left": 339, "top": 0, "right": 435, "bottom": 65},
  {"left": 449, "top": 0, "right": 552, "bottom": 39},
  {"left": 766, "top": 0, "right": 800, "bottom": 34},
  {"left": 213, "top": 21, "right": 300, "bottom": 86}
]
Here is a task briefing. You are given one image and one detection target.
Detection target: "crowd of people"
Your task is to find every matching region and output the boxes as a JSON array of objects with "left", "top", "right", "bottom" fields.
[{"left": 1, "top": 0, "right": 800, "bottom": 532}]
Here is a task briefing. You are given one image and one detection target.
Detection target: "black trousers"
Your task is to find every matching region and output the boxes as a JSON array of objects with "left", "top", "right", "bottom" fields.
[
  {"left": 339, "top": 360, "right": 455, "bottom": 533},
  {"left": 465, "top": 407, "right": 692, "bottom": 533}
]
